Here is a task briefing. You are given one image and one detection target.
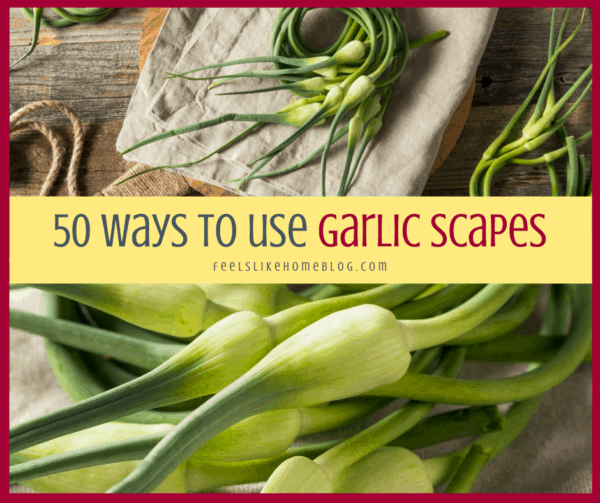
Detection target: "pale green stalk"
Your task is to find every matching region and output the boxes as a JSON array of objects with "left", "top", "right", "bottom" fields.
[
  {"left": 400, "top": 284, "right": 521, "bottom": 350},
  {"left": 447, "top": 284, "right": 541, "bottom": 345}
]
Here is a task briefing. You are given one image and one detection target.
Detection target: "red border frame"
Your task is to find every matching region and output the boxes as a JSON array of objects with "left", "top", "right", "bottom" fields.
[{"left": 5, "top": 1, "right": 595, "bottom": 498}]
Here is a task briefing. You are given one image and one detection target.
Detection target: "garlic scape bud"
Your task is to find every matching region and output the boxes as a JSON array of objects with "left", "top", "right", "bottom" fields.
[
  {"left": 11, "top": 401, "right": 506, "bottom": 493},
  {"left": 303, "top": 41, "right": 366, "bottom": 79},
  {"left": 341, "top": 75, "right": 375, "bottom": 111},
  {"left": 321, "top": 85, "right": 345, "bottom": 117},
  {"left": 348, "top": 116, "right": 364, "bottom": 147},
  {"left": 275, "top": 95, "right": 325, "bottom": 114},
  {"left": 335, "top": 447, "right": 433, "bottom": 493},
  {"left": 297, "top": 76, "right": 327, "bottom": 91},
  {"left": 364, "top": 117, "right": 383, "bottom": 137},
  {"left": 280, "top": 103, "right": 322, "bottom": 126},
  {"left": 263, "top": 457, "right": 333, "bottom": 493},
  {"left": 333, "top": 40, "right": 367, "bottom": 65},
  {"left": 264, "top": 447, "right": 433, "bottom": 494},
  {"left": 31, "top": 284, "right": 233, "bottom": 338},
  {"left": 10, "top": 423, "right": 184, "bottom": 494},
  {"left": 358, "top": 93, "right": 382, "bottom": 123},
  {"left": 338, "top": 90, "right": 387, "bottom": 196},
  {"left": 236, "top": 86, "right": 346, "bottom": 185},
  {"left": 197, "top": 284, "right": 308, "bottom": 317},
  {"left": 303, "top": 56, "right": 338, "bottom": 79},
  {"left": 320, "top": 75, "right": 374, "bottom": 195}
]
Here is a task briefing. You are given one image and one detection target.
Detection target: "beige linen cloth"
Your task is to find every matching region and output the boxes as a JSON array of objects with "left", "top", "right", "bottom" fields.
[
  {"left": 10, "top": 289, "right": 591, "bottom": 493},
  {"left": 116, "top": 8, "right": 497, "bottom": 196}
]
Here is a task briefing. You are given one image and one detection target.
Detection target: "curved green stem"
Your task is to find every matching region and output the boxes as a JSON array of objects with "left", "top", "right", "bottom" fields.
[
  {"left": 368, "top": 284, "right": 590, "bottom": 405},
  {"left": 401, "top": 284, "right": 520, "bottom": 350}
]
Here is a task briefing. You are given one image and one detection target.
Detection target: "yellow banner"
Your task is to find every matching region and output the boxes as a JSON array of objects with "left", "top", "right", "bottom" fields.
[{"left": 10, "top": 197, "right": 591, "bottom": 284}]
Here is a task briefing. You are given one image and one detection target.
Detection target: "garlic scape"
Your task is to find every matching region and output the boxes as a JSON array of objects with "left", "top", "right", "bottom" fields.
[
  {"left": 37, "top": 293, "right": 192, "bottom": 425},
  {"left": 111, "top": 293, "right": 520, "bottom": 493},
  {"left": 14, "top": 283, "right": 424, "bottom": 366},
  {"left": 331, "top": 283, "right": 383, "bottom": 292},
  {"left": 107, "top": 305, "right": 413, "bottom": 492},
  {"left": 391, "top": 284, "right": 485, "bottom": 320},
  {"left": 432, "top": 386, "right": 550, "bottom": 491},
  {"left": 44, "top": 339, "right": 192, "bottom": 425},
  {"left": 464, "top": 333, "right": 592, "bottom": 365},
  {"left": 9, "top": 310, "right": 277, "bottom": 454},
  {"left": 9, "top": 284, "right": 427, "bottom": 454},
  {"left": 35, "top": 284, "right": 310, "bottom": 338},
  {"left": 440, "top": 286, "right": 580, "bottom": 492},
  {"left": 10, "top": 309, "right": 185, "bottom": 370},
  {"left": 10, "top": 283, "right": 523, "bottom": 454},
  {"left": 166, "top": 40, "right": 367, "bottom": 89},
  {"left": 299, "top": 284, "right": 344, "bottom": 301},
  {"left": 470, "top": 9, "right": 591, "bottom": 197},
  {"left": 10, "top": 398, "right": 382, "bottom": 486},
  {"left": 446, "top": 284, "right": 541, "bottom": 345},
  {"left": 400, "top": 283, "right": 522, "bottom": 351},
  {"left": 10, "top": 282, "right": 590, "bottom": 493},
  {"left": 10, "top": 404, "right": 504, "bottom": 493},
  {"left": 117, "top": 8, "right": 448, "bottom": 195}
]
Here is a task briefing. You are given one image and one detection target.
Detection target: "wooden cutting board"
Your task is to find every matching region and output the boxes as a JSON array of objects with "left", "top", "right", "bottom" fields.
[{"left": 125, "top": 7, "right": 475, "bottom": 196}]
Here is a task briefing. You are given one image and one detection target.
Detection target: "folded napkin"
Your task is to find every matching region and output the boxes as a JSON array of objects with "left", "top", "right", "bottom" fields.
[
  {"left": 10, "top": 289, "right": 591, "bottom": 493},
  {"left": 117, "top": 8, "right": 497, "bottom": 196}
]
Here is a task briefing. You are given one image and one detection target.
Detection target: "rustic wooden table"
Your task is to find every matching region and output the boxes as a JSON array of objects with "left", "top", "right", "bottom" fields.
[{"left": 9, "top": 8, "right": 592, "bottom": 197}]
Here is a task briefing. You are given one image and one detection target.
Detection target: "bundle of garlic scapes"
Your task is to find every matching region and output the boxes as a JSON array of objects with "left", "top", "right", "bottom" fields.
[
  {"left": 9, "top": 283, "right": 591, "bottom": 492},
  {"left": 471, "top": 8, "right": 592, "bottom": 197},
  {"left": 118, "top": 8, "right": 447, "bottom": 196}
]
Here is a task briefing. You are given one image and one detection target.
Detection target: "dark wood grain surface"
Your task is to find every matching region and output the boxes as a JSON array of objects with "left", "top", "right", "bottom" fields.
[{"left": 9, "top": 8, "right": 592, "bottom": 197}]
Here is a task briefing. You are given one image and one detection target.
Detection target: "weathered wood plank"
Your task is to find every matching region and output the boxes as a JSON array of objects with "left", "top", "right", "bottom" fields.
[
  {"left": 9, "top": 8, "right": 145, "bottom": 47},
  {"left": 473, "top": 8, "right": 592, "bottom": 106},
  {"left": 10, "top": 41, "right": 139, "bottom": 124}
]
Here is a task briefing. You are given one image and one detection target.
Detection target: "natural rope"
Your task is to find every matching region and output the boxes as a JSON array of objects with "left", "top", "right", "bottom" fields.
[{"left": 10, "top": 100, "right": 84, "bottom": 196}]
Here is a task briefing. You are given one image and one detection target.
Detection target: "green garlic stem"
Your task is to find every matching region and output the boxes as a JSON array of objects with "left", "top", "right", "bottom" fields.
[
  {"left": 266, "top": 283, "right": 429, "bottom": 345},
  {"left": 448, "top": 284, "right": 541, "bottom": 345},
  {"left": 401, "top": 284, "right": 520, "bottom": 351},
  {"left": 392, "top": 284, "right": 484, "bottom": 320},
  {"left": 444, "top": 444, "right": 494, "bottom": 493},
  {"left": 9, "top": 310, "right": 182, "bottom": 369}
]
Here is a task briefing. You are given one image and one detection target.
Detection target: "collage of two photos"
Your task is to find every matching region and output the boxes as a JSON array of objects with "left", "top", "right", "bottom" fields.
[{"left": 8, "top": 5, "right": 593, "bottom": 494}]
